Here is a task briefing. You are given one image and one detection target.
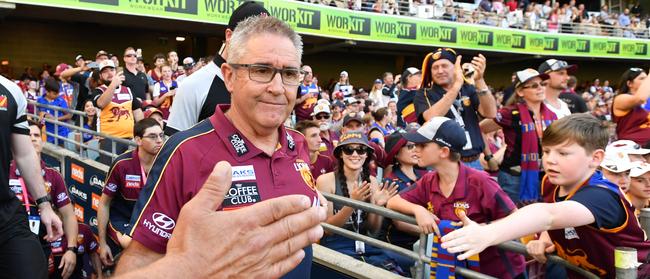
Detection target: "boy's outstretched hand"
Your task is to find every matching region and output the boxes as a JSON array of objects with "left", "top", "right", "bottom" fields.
[{"left": 440, "top": 211, "right": 492, "bottom": 260}]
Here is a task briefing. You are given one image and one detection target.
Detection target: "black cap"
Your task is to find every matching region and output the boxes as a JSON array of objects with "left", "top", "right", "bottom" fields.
[
  {"left": 227, "top": 1, "right": 269, "bottom": 31},
  {"left": 538, "top": 59, "right": 578, "bottom": 74}
]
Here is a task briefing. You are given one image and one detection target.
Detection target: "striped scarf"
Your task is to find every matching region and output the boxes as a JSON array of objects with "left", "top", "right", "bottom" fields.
[
  {"left": 431, "top": 220, "right": 480, "bottom": 278},
  {"left": 518, "top": 102, "right": 557, "bottom": 203}
]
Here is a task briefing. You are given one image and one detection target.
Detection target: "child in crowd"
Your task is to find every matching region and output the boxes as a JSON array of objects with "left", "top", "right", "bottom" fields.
[
  {"left": 441, "top": 114, "right": 650, "bottom": 278},
  {"left": 387, "top": 117, "right": 525, "bottom": 279}
]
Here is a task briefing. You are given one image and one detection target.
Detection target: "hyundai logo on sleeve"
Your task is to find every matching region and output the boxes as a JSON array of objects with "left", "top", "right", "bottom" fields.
[{"left": 152, "top": 212, "right": 176, "bottom": 230}]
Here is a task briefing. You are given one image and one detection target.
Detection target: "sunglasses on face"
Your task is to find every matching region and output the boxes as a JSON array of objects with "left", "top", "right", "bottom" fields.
[
  {"left": 341, "top": 146, "right": 369, "bottom": 156},
  {"left": 124, "top": 54, "right": 137, "bottom": 58},
  {"left": 521, "top": 82, "right": 545, "bottom": 89},
  {"left": 314, "top": 114, "right": 330, "bottom": 120}
]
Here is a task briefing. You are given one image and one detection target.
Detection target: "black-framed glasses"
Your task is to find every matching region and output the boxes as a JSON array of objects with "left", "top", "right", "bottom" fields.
[
  {"left": 229, "top": 63, "right": 304, "bottom": 86},
  {"left": 124, "top": 54, "right": 137, "bottom": 58},
  {"left": 314, "top": 113, "right": 330, "bottom": 120},
  {"left": 341, "top": 146, "right": 368, "bottom": 156},
  {"left": 522, "top": 82, "right": 545, "bottom": 89},
  {"left": 142, "top": 133, "right": 164, "bottom": 140}
]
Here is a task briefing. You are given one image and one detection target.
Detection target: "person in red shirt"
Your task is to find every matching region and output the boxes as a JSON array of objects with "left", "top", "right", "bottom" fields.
[
  {"left": 9, "top": 121, "right": 78, "bottom": 278},
  {"left": 97, "top": 118, "right": 163, "bottom": 267},
  {"left": 441, "top": 114, "right": 650, "bottom": 278},
  {"left": 612, "top": 68, "right": 650, "bottom": 145},
  {"left": 388, "top": 116, "right": 525, "bottom": 279},
  {"left": 117, "top": 16, "right": 324, "bottom": 278},
  {"left": 295, "top": 120, "right": 333, "bottom": 181},
  {"left": 311, "top": 100, "right": 339, "bottom": 158}
]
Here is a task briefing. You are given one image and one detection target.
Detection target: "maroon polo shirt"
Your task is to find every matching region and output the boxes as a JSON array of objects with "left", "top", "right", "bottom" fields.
[
  {"left": 8, "top": 160, "right": 70, "bottom": 209},
  {"left": 103, "top": 149, "right": 145, "bottom": 237},
  {"left": 400, "top": 163, "right": 525, "bottom": 279},
  {"left": 130, "top": 105, "right": 319, "bottom": 254},
  {"left": 310, "top": 153, "right": 334, "bottom": 181}
]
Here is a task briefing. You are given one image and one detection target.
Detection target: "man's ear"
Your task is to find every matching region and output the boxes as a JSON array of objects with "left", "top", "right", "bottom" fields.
[
  {"left": 135, "top": 137, "right": 143, "bottom": 147},
  {"left": 222, "top": 63, "right": 235, "bottom": 94},
  {"left": 590, "top": 149, "right": 605, "bottom": 169}
]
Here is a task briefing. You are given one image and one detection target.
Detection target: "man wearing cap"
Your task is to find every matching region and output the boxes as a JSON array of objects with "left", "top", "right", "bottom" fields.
[
  {"left": 608, "top": 139, "right": 650, "bottom": 163},
  {"left": 166, "top": 1, "right": 268, "bottom": 136},
  {"left": 387, "top": 116, "right": 525, "bottom": 279},
  {"left": 344, "top": 97, "right": 362, "bottom": 116},
  {"left": 538, "top": 59, "right": 575, "bottom": 119},
  {"left": 96, "top": 50, "right": 109, "bottom": 63},
  {"left": 60, "top": 55, "right": 92, "bottom": 111},
  {"left": 175, "top": 57, "right": 196, "bottom": 84},
  {"left": 295, "top": 120, "right": 334, "bottom": 180},
  {"left": 92, "top": 59, "right": 144, "bottom": 164},
  {"left": 119, "top": 16, "right": 323, "bottom": 278},
  {"left": 397, "top": 67, "right": 421, "bottom": 127},
  {"left": 413, "top": 48, "right": 496, "bottom": 170},
  {"left": 294, "top": 65, "right": 320, "bottom": 122},
  {"left": 122, "top": 47, "right": 150, "bottom": 102},
  {"left": 311, "top": 100, "right": 338, "bottom": 158}
]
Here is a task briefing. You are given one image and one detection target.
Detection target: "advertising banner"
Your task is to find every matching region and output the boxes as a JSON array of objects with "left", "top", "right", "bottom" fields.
[
  {"left": 8, "top": 0, "right": 649, "bottom": 59},
  {"left": 64, "top": 157, "right": 105, "bottom": 234}
]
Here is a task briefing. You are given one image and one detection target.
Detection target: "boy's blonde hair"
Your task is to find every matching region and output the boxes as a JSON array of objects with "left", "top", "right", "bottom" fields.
[{"left": 542, "top": 114, "right": 609, "bottom": 153}]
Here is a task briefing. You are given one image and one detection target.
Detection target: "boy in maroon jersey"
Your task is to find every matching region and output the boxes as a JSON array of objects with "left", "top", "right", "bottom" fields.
[{"left": 441, "top": 114, "right": 650, "bottom": 278}]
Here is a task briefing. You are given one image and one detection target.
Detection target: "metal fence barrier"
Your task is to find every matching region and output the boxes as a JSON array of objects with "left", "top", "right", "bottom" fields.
[
  {"left": 321, "top": 192, "right": 600, "bottom": 279},
  {"left": 29, "top": 100, "right": 137, "bottom": 160}
]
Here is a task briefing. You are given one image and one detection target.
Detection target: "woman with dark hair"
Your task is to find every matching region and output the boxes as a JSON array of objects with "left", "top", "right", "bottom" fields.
[
  {"left": 371, "top": 107, "right": 396, "bottom": 136},
  {"left": 479, "top": 69, "right": 557, "bottom": 205},
  {"left": 316, "top": 132, "right": 402, "bottom": 273},
  {"left": 612, "top": 68, "right": 650, "bottom": 145},
  {"left": 147, "top": 53, "right": 166, "bottom": 82}
]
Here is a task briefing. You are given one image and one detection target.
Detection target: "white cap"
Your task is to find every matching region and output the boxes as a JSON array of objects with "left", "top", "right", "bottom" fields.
[
  {"left": 514, "top": 68, "right": 549, "bottom": 88},
  {"left": 630, "top": 161, "right": 650, "bottom": 177},
  {"left": 340, "top": 71, "right": 348, "bottom": 76},
  {"left": 608, "top": 140, "right": 650, "bottom": 155},
  {"left": 311, "top": 102, "right": 331, "bottom": 116},
  {"left": 98, "top": 60, "right": 115, "bottom": 71},
  {"left": 345, "top": 97, "right": 359, "bottom": 105},
  {"left": 601, "top": 149, "right": 633, "bottom": 173}
]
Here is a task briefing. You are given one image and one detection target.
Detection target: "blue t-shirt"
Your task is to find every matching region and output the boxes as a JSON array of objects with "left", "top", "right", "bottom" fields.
[{"left": 37, "top": 96, "right": 70, "bottom": 143}]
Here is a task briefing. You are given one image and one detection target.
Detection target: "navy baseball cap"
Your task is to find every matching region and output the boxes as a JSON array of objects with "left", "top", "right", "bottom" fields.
[
  {"left": 403, "top": 117, "right": 466, "bottom": 152},
  {"left": 538, "top": 59, "right": 577, "bottom": 74},
  {"left": 227, "top": 1, "right": 268, "bottom": 31}
]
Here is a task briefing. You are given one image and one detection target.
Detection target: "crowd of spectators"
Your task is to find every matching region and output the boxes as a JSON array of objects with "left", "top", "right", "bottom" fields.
[
  {"left": 302, "top": 0, "right": 650, "bottom": 38},
  {"left": 4, "top": 6, "right": 650, "bottom": 277}
]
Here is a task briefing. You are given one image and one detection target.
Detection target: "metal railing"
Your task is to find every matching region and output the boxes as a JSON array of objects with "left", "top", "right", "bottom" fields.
[
  {"left": 303, "top": 0, "right": 649, "bottom": 39},
  {"left": 321, "top": 192, "right": 600, "bottom": 279},
  {"left": 29, "top": 100, "right": 137, "bottom": 160}
]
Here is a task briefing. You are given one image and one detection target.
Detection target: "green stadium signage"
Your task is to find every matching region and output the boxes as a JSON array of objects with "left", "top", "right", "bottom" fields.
[{"left": 10, "top": 0, "right": 650, "bottom": 59}]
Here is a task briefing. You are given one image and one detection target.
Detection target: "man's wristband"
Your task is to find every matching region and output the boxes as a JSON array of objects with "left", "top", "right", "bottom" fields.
[
  {"left": 67, "top": 246, "right": 78, "bottom": 253},
  {"left": 477, "top": 88, "right": 490, "bottom": 96},
  {"left": 35, "top": 195, "right": 52, "bottom": 207},
  {"left": 484, "top": 154, "right": 494, "bottom": 161}
]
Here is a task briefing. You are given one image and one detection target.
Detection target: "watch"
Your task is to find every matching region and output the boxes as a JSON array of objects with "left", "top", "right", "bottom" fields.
[
  {"left": 67, "top": 246, "right": 78, "bottom": 253},
  {"left": 35, "top": 195, "right": 52, "bottom": 206},
  {"left": 484, "top": 154, "right": 494, "bottom": 161}
]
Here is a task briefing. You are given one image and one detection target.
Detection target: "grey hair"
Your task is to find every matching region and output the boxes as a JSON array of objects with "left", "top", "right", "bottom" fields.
[{"left": 227, "top": 15, "right": 303, "bottom": 64}]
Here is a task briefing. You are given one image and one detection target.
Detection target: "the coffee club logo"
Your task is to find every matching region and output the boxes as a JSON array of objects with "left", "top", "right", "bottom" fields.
[
  {"left": 268, "top": 5, "right": 321, "bottom": 30},
  {"left": 125, "top": 0, "right": 198, "bottom": 15},
  {"left": 325, "top": 14, "right": 370, "bottom": 35}
]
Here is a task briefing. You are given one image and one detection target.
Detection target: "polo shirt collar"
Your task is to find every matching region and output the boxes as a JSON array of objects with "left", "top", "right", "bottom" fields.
[
  {"left": 210, "top": 105, "right": 297, "bottom": 163},
  {"left": 430, "top": 162, "right": 468, "bottom": 200}
]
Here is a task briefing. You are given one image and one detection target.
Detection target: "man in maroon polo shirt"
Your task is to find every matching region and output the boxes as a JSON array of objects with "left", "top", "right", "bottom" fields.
[
  {"left": 9, "top": 121, "right": 78, "bottom": 278},
  {"left": 295, "top": 120, "right": 333, "bottom": 181},
  {"left": 387, "top": 116, "right": 525, "bottom": 279},
  {"left": 97, "top": 118, "right": 163, "bottom": 267},
  {"left": 117, "top": 16, "right": 323, "bottom": 278}
]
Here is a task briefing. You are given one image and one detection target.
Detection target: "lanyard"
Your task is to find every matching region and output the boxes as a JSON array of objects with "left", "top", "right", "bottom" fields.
[
  {"left": 425, "top": 88, "right": 465, "bottom": 127},
  {"left": 18, "top": 178, "right": 32, "bottom": 214},
  {"left": 140, "top": 165, "right": 148, "bottom": 186}
]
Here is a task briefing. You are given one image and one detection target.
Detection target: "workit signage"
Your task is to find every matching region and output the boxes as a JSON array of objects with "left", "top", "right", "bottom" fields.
[{"left": 10, "top": 0, "right": 650, "bottom": 59}]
